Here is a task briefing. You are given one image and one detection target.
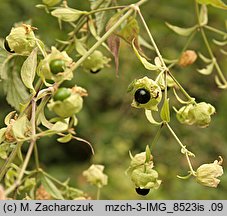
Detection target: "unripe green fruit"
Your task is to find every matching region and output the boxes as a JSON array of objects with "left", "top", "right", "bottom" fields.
[
  {"left": 53, "top": 88, "right": 71, "bottom": 101},
  {"left": 49, "top": 59, "right": 66, "bottom": 74}
]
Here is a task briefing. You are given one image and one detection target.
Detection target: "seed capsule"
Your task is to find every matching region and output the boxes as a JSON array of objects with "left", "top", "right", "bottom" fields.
[
  {"left": 134, "top": 88, "right": 151, "bottom": 104},
  {"left": 135, "top": 187, "right": 150, "bottom": 196}
]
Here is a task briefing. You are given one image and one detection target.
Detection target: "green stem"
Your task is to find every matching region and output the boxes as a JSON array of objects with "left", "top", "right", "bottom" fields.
[
  {"left": 0, "top": 142, "right": 23, "bottom": 181},
  {"left": 204, "top": 25, "right": 227, "bottom": 37},
  {"left": 166, "top": 123, "right": 196, "bottom": 176},
  {"left": 71, "top": 0, "right": 147, "bottom": 72},
  {"left": 150, "top": 123, "right": 163, "bottom": 150},
  {"left": 87, "top": 6, "right": 126, "bottom": 15},
  {"left": 194, "top": 1, "right": 227, "bottom": 84},
  {"left": 5, "top": 100, "right": 37, "bottom": 196},
  {"left": 96, "top": 187, "right": 101, "bottom": 200},
  {"left": 167, "top": 71, "right": 195, "bottom": 103},
  {"left": 137, "top": 8, "right": 166, "bottom": 68}
]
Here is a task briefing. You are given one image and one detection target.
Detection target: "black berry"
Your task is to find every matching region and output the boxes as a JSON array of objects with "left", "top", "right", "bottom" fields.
[
  {"left": 134, "top": 88, "right": 151, "bottom": 104},
  {"left": 4, "top": 39, "right": 15, "bottom": 53},
  {"left": 90, "top": 69, "right": 101, "bottom": 74},
  {"left": 135, "top": 187, "right": 150, "bottom": 196}
]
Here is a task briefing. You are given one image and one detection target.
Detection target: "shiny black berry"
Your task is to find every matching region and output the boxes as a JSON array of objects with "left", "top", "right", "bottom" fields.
[
  {"left": 134, "top": 88, "right": 151, "bottom": 104},
  {"left": 135, "top": 187, "right": 150, "bottom": 196},
  {"left": 90, "top": 69, "right": 101, "bottom": 74},
  {"left": 4, "top": 39, "right": 15, "bottom": 53},
  {"left": 49, "top": 59, "right": 66, "bottom": 74}
]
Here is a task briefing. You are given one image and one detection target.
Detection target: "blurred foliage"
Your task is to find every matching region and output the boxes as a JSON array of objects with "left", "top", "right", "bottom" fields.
[{"left": 0, "top": 0, "right": 227, "bottom": 199}]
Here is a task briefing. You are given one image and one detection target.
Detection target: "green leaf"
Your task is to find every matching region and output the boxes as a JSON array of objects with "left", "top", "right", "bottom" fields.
[
  {"left": 74, "top": 37, "right": 87, "bottom": 56},
  {"left": 21, "top": 48, "right": 38, "bottom": 94},
  {"left": 51, "top": 8, "right": 87, "bottom": 22},
  {"left": 199, "top": 5, "right": 208, "bottom": 25},
  {"left": 145, "top": 145, "right": 151, "bottom": 163},
  {"left": 138, "top": 36, "right": 154, "bottom": 51},
  {"left": 4, "top": 111, "right": 17, "bottom": 126},
  {"left": 57, "top": 134, "right": 72, "bottom": 143},
  {"left": 118, "top": 16, "right": 140, "bottom": 44},
  {"left": 107, "top": 33, "right": 120, "bottom": 76},
  {"left": 160, "top": 98, "right": 170, "bottom": 122},
  {"left": 51, "top": 121, "right": 68, "bottom": 132},
  {"left": 12, "top": 115, "right": 30, "bottom": 140},
  {"left": 212, "top": 39, "right": 227, "bottom": 46},
  {"left": 132, "top": 39, "right": 160, "bottom": 71},
  {"left": 215, "top": 75, "right": 227, "bottom": 89},
  {"left": 166, "top": 22, "right": 197, "bottom": 36},
  {"left": 0, "top": 128, "right": 7, "bottom": 143},
  {"left": 197, "top": 62, "right": 214, "bottom": 75},
  {"left": 0, "top": 143, "right": 10, "bottom": 159},
  {"left": 40, "top": 174, "right": 64, "bottom": 200},
  {"left": 197, "top": 0, "right": 227, "bottom": 9},
  {"left": 1, "top": 56, "right": 30, "bottom": 111},
  {"left": 145, "top": 110, "right": 162, "bottom": 126},
  {"left": 198, "top": 52, "right": 212, "bottom": 63},
  {"left": 89, "top": 0, "right": 112, "bottom": 35}
]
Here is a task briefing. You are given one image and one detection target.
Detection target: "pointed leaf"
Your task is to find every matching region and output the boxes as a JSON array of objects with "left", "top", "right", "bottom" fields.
[
  {"left": 173, "top": 88, "right": 195, "bottom": 104},
  {"left": 197, "top": 0, "right": 227, "bottom": 10},
  {"left": 166, "top": 22, "right": 197, "bottom": 36},
  {"left": 107, "top": 34, "right": 120, "bottom": 76},
  {"left": 145, "top": 145, "right": 151, "bottom": 163},
  {"left": 132, "top": 39, "right": 160, "bottom": 71},
  {"left": 57, "top": 134, "right": 72, "bottom": 143},
  {"left": 89, "top": 0, "right": 112, "bottom": 35},
  {"left": 199, "top": 5, "right": 208, "bottom": 25},
  {"left": 21, "top": 48, "right": 38, "bottom": 94},
  {"left": 74, "top": 37, "right": 87, "bottom": 56},
  {"left": 51, "top": 121, "right": 68, "bottom": 132},
  {"left": 145, "top": 110, "right": 162, "bottom": 126},
  {"left": 138, "top": 36, "right": 154, "bottom": 50},
  {"left": 198, "top": 52, "right": 212, "bottom": 63},
  {"left": 197, "top": 62, "right": 214, "bottom": 75},
  {"left": 40, "top": 174, "right": 64, "bottom": 200},
  {"left": 51, "top": 8, "right": 87, "bottom": 22},
  {"left": 220, "top": 49, "right": 227, "bottom": 55},
  {"left": 12, "top": 115, "right": 30, "bottom": 140},
  {"left": 1, "top": 56, "right": 30, "bottom": 110},
  {"left": 118, "top": 16, "right": 140, "bottom": 44},
  {"left": 212, "top": 39, "right": 227, "bottom": 46},
  {"left": 160, "top": 98, "right": 170, "bottom": 122},
  {"left": 215, "top": 75, "right": 227, "bottom": 89}
]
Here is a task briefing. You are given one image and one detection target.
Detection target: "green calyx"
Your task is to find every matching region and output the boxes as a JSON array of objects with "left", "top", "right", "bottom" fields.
[{"left": 128, "top": 76, "right": 162, "bottom": 111}]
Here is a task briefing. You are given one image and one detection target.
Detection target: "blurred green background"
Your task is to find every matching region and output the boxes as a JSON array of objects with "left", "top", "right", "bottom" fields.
[{"left": 0, "top": 0, "right": 227, "bottom": 199}]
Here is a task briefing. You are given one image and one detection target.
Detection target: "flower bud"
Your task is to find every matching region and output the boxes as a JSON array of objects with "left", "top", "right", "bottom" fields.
[
  {"left": 51, "top": 7, "right": 87, "bottom": 22},
  {"left": 48, "top": 87, "right": 84, "bottom": 118},
  {"left": 131, "top": 166, "right": 161, "bottom": 190},
  {"left": 37, "top": 47, "right": 73, "bottom": 84},
  {"left": 6, "top": 24, "right": 37, "bottom": 55},
  {"left": 176, "top": 104, "right": 194, "bottom": 125},
  {"left": 176, "top": 102, "right": 215, "bottom": 128},
  {"left": 83, "top": 164, "right": 108, "bottom": 188},
  {"left": 127, "top": 150, "right": 161, "bottom": 193},
  {"left": 128, "top": 76, "right": 162, "bottom": 111},
  {"left": 81, "top": 50, "right": 111, "bottom": 73},
  {"left": 42, "top": 0, "right": 61, "bottom": 7},
  {"left": 188, "top": 102, "right": 215, "bottom": 128},
  {"left": 196, "top": 157, "right": 223, "bottom": 188},
  {"left": 178, "top": 50, "right": 197, "bottom": 67}
]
